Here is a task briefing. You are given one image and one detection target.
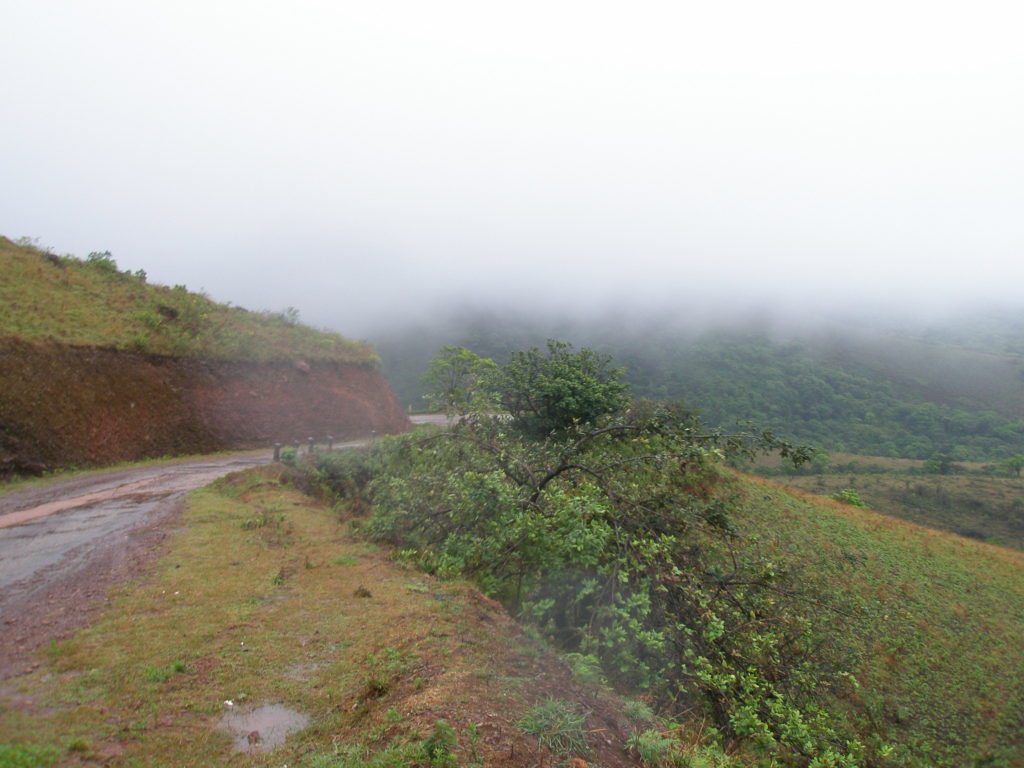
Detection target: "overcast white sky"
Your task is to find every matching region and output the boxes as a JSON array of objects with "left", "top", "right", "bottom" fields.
[{"left": 2, "top": 1, "right": 1022, "bottom": 334}]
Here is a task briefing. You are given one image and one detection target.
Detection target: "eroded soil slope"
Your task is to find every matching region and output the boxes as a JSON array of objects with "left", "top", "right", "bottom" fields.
[{"left": 0, "top": 339, "right": 409, "bottom": 475}]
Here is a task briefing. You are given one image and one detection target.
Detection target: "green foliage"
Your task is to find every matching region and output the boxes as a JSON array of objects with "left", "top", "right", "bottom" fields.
[
  {"left": 423, "top": 720, "right": 458, "bottom": 768},
  {"left": 497, "top": 340, "right": 630, "bottom": 437},
  {"left": 626, "top": 728, "right": 677, "bottom": 766},
  {"left": 518, "top": 698, "right": 590, "bottom": 756},
  {"left": 624, "top": 699, "right": 655, "bottom": 721},
  {"left": 312, "top": 447, "right": 382, "bottom": 498},
  {"left": 324, "top": 404, "right": 865, "bottom": 763},
  {"left": 565, "top": 652, "right": 606, "bottom": 685},
  {"left": 373, "top": 311, "right": 1024, "bottom": 461},
  {"left": 302, "top": 339, "right": 1024, "bottom": 766},
  {"left": 279, "top": 446, "right": 298, "bottom": 466},
  {"left": 1002, "top": 454, "right": 1024, "bottom": 477},
  {"left": 85, "top": 250, "right": 118, "bottom": 273},
  {"left": 420, "top": 346, "right": 498, "bottom": 416},
  {"left": 306, "top": 413, "right": 1024, "bottom": 765},
  {"left": 830, "top": 488, "right": 866, "bottom": 507},
  {"left": 0, "top": 742, "right": 61, "bottom": 768},
  {"left": 922, "top": 453, "right": 960, "bottom": 475},
  {"left": 681, "top": 744, "right": 737, "bottom": 768}
]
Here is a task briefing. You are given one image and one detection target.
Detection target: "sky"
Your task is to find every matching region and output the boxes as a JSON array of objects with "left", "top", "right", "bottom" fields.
[{"left": 2, "top": 0, "right": 1022, "bottom": 335}]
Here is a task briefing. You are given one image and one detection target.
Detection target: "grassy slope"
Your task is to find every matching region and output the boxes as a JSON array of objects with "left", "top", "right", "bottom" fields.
[
  {"left": 0, "top": 470, "right": 646, "bottom": 768},
  {"left": 776, "top": 471, "right": 1024, "bottom": 550},
  {"left": 735, "top": 473, "right": 1024, "bottom": 766},
  {"left": 3, "top": 463, "right": 1019, "bottom": 766},
  {"left": 0, "top": 236, "right": 376, "bottom": 365}
]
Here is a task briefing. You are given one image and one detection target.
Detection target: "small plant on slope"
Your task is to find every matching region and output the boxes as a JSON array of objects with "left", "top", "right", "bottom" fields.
[{"left": 518, "top": 698, "right": 589, "bottom": 757}]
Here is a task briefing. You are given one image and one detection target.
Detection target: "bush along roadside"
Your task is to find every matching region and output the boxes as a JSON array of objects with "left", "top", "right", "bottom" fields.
[{"left": 298, "top": 394, "right": 903, "bottom": 766}]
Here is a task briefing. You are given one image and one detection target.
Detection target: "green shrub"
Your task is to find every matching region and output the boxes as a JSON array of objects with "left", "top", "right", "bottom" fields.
[
  {"left": 565, "top": 652, "right": 605, "bottom": 685},
  {"left": 423, "top": 720, "right": 458, "bottom": 768},
  {"left": 497, "top": 340, "right": 630, "bottom": 437},
  {"left": 830, "top": 488, "right": 866, "bottom": 507},
  {"left": 627, "top": 728, "right": 676, "bottom": 766},
  {"left": 355, "top": 412, "right": 858, "bottom": 762},
  {"left": 85, "top": 250, "right": 118, "bottom": 273},
  {"left": 313, "top": 447, "right": 389, "bottom": 505},
  {"left": 624, "top": 699, "right": 655, "bottom": 721}
]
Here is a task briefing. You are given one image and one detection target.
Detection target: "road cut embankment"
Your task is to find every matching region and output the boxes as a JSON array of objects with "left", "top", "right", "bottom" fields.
[{"left": 0, "top": 338, "right": 409, "bottom": 476}]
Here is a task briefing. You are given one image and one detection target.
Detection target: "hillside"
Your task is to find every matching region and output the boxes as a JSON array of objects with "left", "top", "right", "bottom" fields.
[
  {"left": 306, "top": 421, "right": 1024, "bottom": 767},
  {"left": 738, "top": 476, "right": 1023, "bottom": 766},
  {"left": 0, "top": 236, "right": 375, "bottom": 364},
  {"left": 3, "top": 334, "right": 1022, "bottom": 767},
  {"left": 5, "top": 458, "right": 1018, "bottom": 768},
  {"left": 369, "top": 306, "right": 1024, "bottom": 461},
  {"left": 0, "top": 237, "right": 409, "bottom": 476},
  {"left": 304, "top": 332, "right": 1023, "bottom": 765},
  {"left": 762, "top": 458, "right": 1024, "bottom": 550}
]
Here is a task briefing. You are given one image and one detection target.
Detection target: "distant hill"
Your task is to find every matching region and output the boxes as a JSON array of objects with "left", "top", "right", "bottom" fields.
[{"left": 370, "top": 306, "right": 1024, "bottom": 461}]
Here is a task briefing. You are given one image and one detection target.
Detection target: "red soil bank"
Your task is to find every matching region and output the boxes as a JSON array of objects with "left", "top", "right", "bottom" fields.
[{"left": 0, "top": 339, "right": 410, "bottom": 476}]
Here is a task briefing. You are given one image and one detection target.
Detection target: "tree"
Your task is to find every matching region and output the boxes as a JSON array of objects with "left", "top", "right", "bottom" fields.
[
  {"left": 1003, "top": 454, "right": 1024, "bottom": 477},
  {"left": 496, "top": 340, "right": 630, "bottom": 437},
  {"left": 923, "top": 452, "right": 957, "bottom": 475},
  {"left": 420, "top": 346, "right": 497, "bottom": 417}
]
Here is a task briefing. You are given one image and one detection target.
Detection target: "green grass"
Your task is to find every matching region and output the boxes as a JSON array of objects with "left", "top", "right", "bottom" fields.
[
  {"left": 777, "top": 469, "right": 1024, "bottom": 549},
  {"left": 0, "top": 742, "right": 61, "bottom": 768},
  {"left": 517, "top": 698, "right": 590, "bottom": 757},
  {"left": 740, "top": 473, "right": 1024, "bottom": 766},
  {"left": 626, "top": 728, "right": 676, "bottom": 766},
  {"left": 0, "top": 236, "right": 376, "bottom": 365}
]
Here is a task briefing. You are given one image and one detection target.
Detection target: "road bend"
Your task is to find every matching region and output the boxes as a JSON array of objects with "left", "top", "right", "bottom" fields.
[
  {"left": 0, "top": 452, "right": 276, "bottom": 602},
  {"left": 0, "top": 416, "right": 444, "bottom": 613}
]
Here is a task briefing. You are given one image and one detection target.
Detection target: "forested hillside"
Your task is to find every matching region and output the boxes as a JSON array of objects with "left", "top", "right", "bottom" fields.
[{"left": 371, "top": 307, "right": 1024, "bottom": 461}]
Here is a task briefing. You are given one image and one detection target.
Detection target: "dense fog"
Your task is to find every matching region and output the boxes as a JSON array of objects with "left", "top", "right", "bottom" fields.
[{"left": 2, "top": 1, "right": 1022, "bottom": 336}]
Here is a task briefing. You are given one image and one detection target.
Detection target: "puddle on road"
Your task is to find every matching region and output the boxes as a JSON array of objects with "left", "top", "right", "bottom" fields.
[{"left": 219, "top": 704, "right": 310, "bottom": 752}]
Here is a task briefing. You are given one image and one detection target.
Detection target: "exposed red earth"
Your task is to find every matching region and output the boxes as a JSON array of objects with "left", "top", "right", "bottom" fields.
[{"left": 0, "top": 338, "right": 411, "bottom": 476}]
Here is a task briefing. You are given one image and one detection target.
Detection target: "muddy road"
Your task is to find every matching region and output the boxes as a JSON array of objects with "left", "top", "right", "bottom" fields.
[
  {"left": 0, "top": 451, "right": 282, "bottom": 677},
  {"left": 0, "top": 452, "right": 275, "bottom": 595},
  {"left": 0, "top": 418, "right": 441, "bottom": 678}
]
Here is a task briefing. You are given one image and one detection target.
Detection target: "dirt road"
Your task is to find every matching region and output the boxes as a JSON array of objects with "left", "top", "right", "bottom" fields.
[
  {"left": 0, "top": 451, "right": 280, "bottom": 677},
  {"left": 0, "top": 418, "right": 440, "bottom": 678}
]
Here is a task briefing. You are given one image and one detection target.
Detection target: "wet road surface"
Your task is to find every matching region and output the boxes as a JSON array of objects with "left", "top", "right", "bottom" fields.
[
  {"left": 0, "top": 452, "right": 274, "bottom": 599},
  {"left": 0, "top": 417, "right": 443, "bottom": 605}
]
